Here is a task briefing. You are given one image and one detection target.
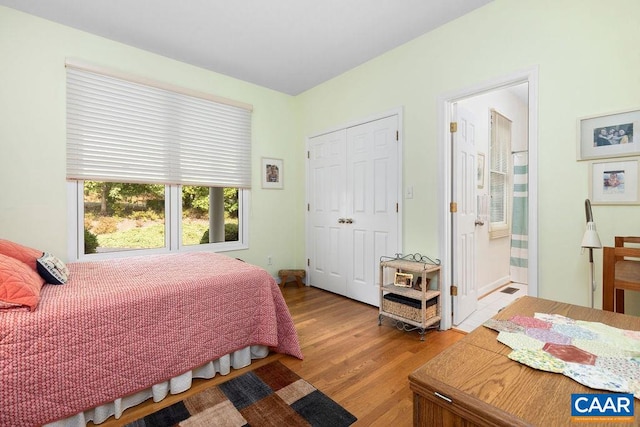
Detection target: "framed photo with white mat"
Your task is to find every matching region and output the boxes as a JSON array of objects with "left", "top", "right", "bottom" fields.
[{"left": 589, "top": 157, "right": 640, "bottom": 205}]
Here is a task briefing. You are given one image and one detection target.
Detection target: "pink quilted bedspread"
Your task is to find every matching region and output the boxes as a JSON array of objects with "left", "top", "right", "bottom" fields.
[{"left": 0, "top": 252, "right": 302, "bottom": 426}]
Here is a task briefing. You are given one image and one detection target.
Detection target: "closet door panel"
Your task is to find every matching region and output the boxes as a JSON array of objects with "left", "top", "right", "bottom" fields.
[
  {"left": 308, "top": 129, "right": 348, "bottom": 295},
  {"left": 307, "top": 114, "right": 399, "bottom": 306},
  {"left": 345, "top": 116, "right": 399, "bottom": 305}
]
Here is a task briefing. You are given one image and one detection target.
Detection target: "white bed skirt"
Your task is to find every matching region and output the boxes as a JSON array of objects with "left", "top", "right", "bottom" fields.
[{"left": 45, "top": 345, "right": 269, "bottom": 427}]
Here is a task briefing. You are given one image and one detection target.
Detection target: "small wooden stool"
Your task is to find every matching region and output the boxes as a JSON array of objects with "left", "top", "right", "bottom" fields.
[{"left": 278, "top": 269, "right": 305, "bottom": 288}]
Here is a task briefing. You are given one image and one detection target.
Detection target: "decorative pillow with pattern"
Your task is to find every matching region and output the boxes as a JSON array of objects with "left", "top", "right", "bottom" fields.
[{"left": 36, "top": 253, "right": 70, "bottom": 285}]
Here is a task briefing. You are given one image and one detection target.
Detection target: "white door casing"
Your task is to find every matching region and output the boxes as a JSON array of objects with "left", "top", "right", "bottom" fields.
[
  {"left": 307, "top": 113, "right": 400, "bottom": 306},
  {"left": 452, "top": 104, "right": 478, "bottom": 325}
]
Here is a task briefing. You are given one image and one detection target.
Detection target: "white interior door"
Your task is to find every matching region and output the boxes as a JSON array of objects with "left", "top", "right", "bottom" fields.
[
  {"left": 452, "top": 104, "right": 479, "bottom": 325},
  {"left": 307, "top": 114, "right": 400, "bottom": 306},
  {"left": 307, "top": 129, "right": 348, "bottom": 295},
  {"left": 345, "top": 116, "right": 399, "bottom": 306}
]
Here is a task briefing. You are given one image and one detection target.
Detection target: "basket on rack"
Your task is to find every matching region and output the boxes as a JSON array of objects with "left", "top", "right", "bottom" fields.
[{"left": 382, "top": 293, "right": 437, "bottom": 323}]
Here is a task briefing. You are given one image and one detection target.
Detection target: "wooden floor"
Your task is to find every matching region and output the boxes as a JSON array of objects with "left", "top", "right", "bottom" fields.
[{"left": 96, "top": 285, "right": 466, "bottom": 426}]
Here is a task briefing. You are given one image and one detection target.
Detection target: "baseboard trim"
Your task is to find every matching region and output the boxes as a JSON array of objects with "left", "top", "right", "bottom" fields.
[{"left": 478, "top": 276, "right": 511, "bottom": 299}]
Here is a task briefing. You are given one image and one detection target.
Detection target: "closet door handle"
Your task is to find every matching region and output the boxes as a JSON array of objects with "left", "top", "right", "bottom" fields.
[
  {"left": 338, "top": 218, "right": 346, "bottom": 224},
  {"left": 345, "top": 218, "right": 354, "bottom": 224}
]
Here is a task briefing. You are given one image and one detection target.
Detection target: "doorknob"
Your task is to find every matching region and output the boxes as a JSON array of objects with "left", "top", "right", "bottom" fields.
[
  {"left": 338, "top": 218, "right": 346, "bottom": 223},
  {"left": 475, "top": 219, "right": 485, "bottom": 226},
  {"left": 345, "top": 218, "right": 354, "bottom": 224}
]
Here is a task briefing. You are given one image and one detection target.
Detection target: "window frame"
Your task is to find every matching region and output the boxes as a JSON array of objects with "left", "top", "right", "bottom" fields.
[{"left": 67, "top": 181, "right": 249, "bottom": 262}]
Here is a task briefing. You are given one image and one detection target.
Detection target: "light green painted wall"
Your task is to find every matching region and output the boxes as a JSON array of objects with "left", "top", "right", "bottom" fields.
[
  {"left": 295, "top": 0, "right": 640, "bottom": 310},
  {"left": 0, "top": 6, "right": 304, "bottom": 276},
  {"left": 2, "top": 1, "right": 639, "bottom": 310}
]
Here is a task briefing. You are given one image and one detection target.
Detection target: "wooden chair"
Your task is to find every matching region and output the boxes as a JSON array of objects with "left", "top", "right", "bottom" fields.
[{"left": 602, "top": 236, "right": 640, "bottom": 313}]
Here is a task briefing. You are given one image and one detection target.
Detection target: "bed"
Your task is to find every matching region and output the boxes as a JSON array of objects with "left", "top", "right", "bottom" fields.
[{"left": 0, "top": 250, "right": 303, "bottom": 426}]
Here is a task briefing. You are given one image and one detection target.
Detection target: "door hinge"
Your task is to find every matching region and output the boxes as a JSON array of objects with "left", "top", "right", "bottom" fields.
[
  {"left": 396, "top": 130, "right": 399, "bottom": 141},
  {"left": 307, "top": 151, "right": 310, "bottom": 159},
  {"left": 450, "top": 202, "right": 457, "bottom": 213},
  {"left": 307, "top": 203, "right": 310, "bottom": 211},
  {"left": 451, "top": 285, "right": 458, "bottom": 296},
  {"left": 450, "top": 122, "right": 457, "bottom": 133},
  {"left": 396, "top": 202, "right": 398, "bottom": 213},
  {"left": 307, "top": 258, "right": 310, "bottom": 267}
]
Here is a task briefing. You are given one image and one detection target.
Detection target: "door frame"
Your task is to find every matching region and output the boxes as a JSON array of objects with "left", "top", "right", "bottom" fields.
[
  {"left": 437, "top": 67, "right": 539, "bottom": 330},
  {"left": 305, "top": 107, "right": 404, "bottom": 293}
]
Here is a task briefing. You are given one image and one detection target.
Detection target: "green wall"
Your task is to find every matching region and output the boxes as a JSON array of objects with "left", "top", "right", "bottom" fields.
[
  {"left": 1, "top": 0, "right": 639, "bottom": 310},
  {"left": 0, "top": 6, "right": 304, "bottom": 275},
  {"left": 295, "top": 0, "right": 640, "bottom": 309}
]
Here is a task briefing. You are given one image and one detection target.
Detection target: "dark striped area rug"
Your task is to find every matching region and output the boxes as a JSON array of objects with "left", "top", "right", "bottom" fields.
[{"left": 126, "top": 361, "right": 357, "bottom": 427}]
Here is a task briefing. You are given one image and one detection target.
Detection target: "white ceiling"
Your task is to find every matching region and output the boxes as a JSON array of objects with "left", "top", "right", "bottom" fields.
[{"left": 0, "top": 0, "right": 492, "bottom": 95}]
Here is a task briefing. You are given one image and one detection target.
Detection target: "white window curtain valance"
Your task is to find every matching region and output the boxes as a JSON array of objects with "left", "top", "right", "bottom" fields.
[{"left": 66, "top": 64, "right": 252, "bottom": 188}]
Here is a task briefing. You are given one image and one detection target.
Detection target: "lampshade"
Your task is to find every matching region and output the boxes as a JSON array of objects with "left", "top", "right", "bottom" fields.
[{"left": 581, "top": 222, "right": 602, "bottom": 249}]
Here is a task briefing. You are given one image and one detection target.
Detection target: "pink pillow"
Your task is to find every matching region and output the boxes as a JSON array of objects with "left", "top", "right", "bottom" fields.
[
  {"left": 0, "top": 254, "right": 45, "bottom": 311},
  {"left": 0, "top": 239, "right": 43, "bottom": 271}
]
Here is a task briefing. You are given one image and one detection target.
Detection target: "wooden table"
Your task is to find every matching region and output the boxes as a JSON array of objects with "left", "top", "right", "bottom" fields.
[{"left": 409, "top": 296, "right": 640, "bottom": 426}]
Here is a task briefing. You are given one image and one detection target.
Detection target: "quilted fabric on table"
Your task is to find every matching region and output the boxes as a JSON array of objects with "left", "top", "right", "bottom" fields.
[
  {"left": 0, "top": 252, "right": 302, "bottom": 426},
  {"left": 486, "top": 312, "right": 640, "bottom": 400}
]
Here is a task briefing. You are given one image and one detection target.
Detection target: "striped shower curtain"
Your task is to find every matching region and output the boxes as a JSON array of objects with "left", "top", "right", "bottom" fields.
[{"left": 510, "top": 152, "right": 528, "bottom": 284}]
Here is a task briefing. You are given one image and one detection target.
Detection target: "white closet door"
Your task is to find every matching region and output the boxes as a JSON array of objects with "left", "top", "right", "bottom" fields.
[
  {"left": 345, "top": 116, "right": 399, "bottom": 306},
  {"left": 308, "top": 129, "right": 348, "bottom": 296},
  {"left": 307, "top": 115, "right": 399, "bottom": 306}
]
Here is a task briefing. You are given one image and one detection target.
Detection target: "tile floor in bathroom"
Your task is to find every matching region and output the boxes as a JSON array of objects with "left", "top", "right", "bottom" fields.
[{"left": 453, "top": 283, "right": 528, "bottom": 333}]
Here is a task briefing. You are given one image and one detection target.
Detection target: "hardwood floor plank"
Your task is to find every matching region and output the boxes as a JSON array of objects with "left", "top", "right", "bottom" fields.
[
  {"left": 280, "top": 286, "right": 466, "bottom": 426},
  {"left": 92, "top": 285, "right": 465, "bottom": 426}
]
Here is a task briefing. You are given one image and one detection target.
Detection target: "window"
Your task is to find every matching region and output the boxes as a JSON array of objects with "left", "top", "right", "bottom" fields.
[
  {"left": 66, "top": 61, "right": 251, "bottom": 260},
  {"left": 489, "top": 110, "right": 511, "bottom": 239},
  {"left": 181, "top": 186, "right": 240, "bottom": 246},
  {"left": 78, "top": 181, "right": 245, "bottom": 256},
  {"left": 83, "top": 182, "right": 166, "bottom": 254}
]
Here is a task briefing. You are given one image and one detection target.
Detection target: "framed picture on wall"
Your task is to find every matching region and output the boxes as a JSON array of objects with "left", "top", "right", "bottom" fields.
[
  {"left": 261, "top": 157, "right": 283, "bottom": 189},
  {"left": 577, "top": 108, "right": 640, "bottom": 160},
  {"left": 477, "top": 152, "right": 486, "bottom": 189},
  {"left": 589, "top": 157, "right": 640, "bottom": 205}
]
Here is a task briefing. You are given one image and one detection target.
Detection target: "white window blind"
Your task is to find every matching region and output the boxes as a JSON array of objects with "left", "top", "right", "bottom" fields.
[
  {"left": 489, "top": 109, "right": 512, "bottom": 238},
  {"left": 66, "top": 66, "right": 252, "bottom": 188}
]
